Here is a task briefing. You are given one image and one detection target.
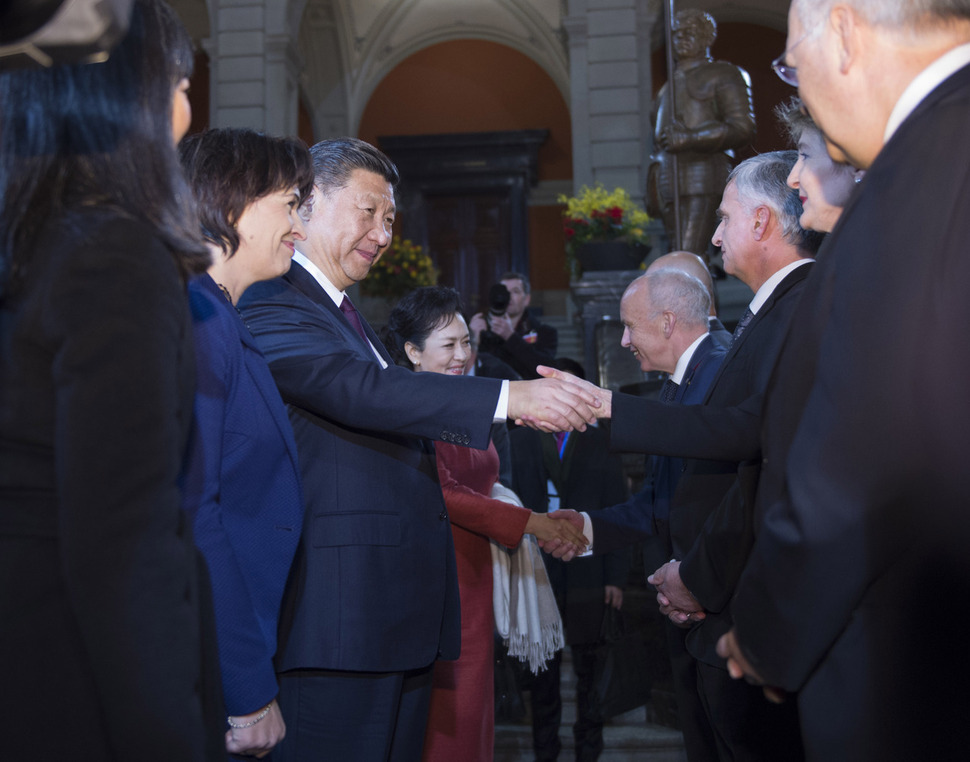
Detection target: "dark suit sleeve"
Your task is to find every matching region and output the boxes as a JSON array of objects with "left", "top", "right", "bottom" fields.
[
  {"left": 182, "top": 286, "right": 279, "bottom": 715},
  {"left": 610, "top": 391, "right": 762, "bottom": 461},
  {"left": 46, "top": 228, "right": 212, "bottom": 758},
  {"left": 678, "top": 462, "right": 759, "bottom": 613},
  {"left": 243, "top": 281, "right": 500, "bottom": 449}
]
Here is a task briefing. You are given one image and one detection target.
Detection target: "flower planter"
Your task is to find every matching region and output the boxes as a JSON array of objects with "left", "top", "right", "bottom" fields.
[{"left": 575, "top": 241, "right": 651, "bottom": 273}]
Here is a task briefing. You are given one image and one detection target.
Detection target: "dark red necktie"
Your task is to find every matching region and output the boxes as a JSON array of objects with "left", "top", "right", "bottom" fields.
[{"left": 339, "top": 295, "right": 369, "bottom": 344}]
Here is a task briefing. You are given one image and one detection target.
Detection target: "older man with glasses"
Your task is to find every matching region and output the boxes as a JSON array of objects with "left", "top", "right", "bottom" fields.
[{"left": 715, "top": 1, "right": 970, "bottom": 760}]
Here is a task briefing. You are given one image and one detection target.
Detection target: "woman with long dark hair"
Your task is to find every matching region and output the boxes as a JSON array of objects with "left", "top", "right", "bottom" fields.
[
  {"left": 0, "top": 1, "right": 223, "bottom": 758},
  {"left": 179, "top": 127, "right": 313, "bottom": 759}
]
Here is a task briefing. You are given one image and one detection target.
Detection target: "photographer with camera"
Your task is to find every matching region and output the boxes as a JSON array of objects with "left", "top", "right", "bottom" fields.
[{"left": 470, "top": 273, "right": 558, "bottom": 380}]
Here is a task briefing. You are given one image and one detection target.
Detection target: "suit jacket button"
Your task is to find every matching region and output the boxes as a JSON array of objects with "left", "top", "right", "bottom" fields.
[
  {"left": 462, "top": 436, "right": 470, "bottom": 445},
  {"left": 439, "top": 510, "right": 447, "bottom": 520}
]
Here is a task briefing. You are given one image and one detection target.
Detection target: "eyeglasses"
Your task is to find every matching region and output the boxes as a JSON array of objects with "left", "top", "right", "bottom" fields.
[{"left": 771, "top": 24, "right": 823, "bottom": 87}]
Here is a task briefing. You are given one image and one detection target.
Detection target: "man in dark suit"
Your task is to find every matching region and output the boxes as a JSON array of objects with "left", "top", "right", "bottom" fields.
[
  {"left": 237, "top": 138, "right": 598, "bottom": 760},
  {"left": 551, "top": 152, "right": 821, "bottom": 760},
  {"left": 714, "top": 2, "right": 970, "bottom": 760},
  {"left": 509, "top": 359, "right": 631, "bottom": 762}
]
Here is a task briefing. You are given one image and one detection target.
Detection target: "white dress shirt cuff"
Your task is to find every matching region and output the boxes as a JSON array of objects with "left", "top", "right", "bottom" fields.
[
  {"left": 493, "top": 379, "right": 510, "bottom": 422},
  {"left": 578, "top": 511, "right": 594, "bottom": 557}
]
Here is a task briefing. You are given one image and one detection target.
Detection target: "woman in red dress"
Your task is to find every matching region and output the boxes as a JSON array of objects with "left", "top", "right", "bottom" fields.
[{"left": 384, "top": 286, "right": 586, "bottom": 761}]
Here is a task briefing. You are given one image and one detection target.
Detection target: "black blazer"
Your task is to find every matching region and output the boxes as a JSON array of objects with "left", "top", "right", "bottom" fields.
[
  {"left": 510, "top": 424, "right": 631, "bottom": 645},
  {"left": 238, "top": 262, "right": 503, "bottom": 673},
  {"left": 610, "top": 262, "right": 814, "bottom": 665},
  {"left": 731, "top": 63, "right": 970, "bottom": 762},
  {"left": 0, "top": 212, "right": 224, "bottom": 760}
]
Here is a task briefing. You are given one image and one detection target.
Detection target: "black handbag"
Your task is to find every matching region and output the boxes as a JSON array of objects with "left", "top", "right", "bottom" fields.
[{"left": 587, "top": 606, "right": 653, "bottom": 722}]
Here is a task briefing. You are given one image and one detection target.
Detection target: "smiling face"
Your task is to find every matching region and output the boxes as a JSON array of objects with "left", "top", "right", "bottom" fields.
[
  {"left": 620, "top": 282, "right": 670, "bottom": 374},
  {"left": 232, "top": 185, "right": 306, "bottom": 284},
  {"left": 788, "top": 127, "right": 858, "bottom": 233},
  {"left": 301, "top": 168, "right": 396, "bottom": 291},
  {"left": 407, "top": 313, "right": 472, "bottom": 376}
]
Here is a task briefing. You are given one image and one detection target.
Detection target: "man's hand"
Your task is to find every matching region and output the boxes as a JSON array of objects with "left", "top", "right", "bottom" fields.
[
  {"left": 469, "top": 313, "right": 488, "bottom": 343},
  {"left": 536, "top": 365, "right": 612, "bottom": 419},
  {"left": 605, "top": 585, "right": 624, "bottom": 610},
  {"left": 225, "top": 699, "right": 285, "bottom": 759},
  {"left": 648, "top": 560, "right": 705, "bottom": 626},
  {"left": 716, "top": 629, "right": 787, "bottom": 704},
  {"left": 538, "top": 510, "right": 585, "bottom": 560},
  {"left": 525, "top": 511, "right": 588, "bottom": 554},
  {"left": 508, "top": 379, "right": 601, "bottom": 432},
  {"left": 488, "top": 313, "right": 516, "bottom": 340}
]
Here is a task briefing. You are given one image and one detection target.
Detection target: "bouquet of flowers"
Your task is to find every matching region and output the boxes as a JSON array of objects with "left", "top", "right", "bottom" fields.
[
  {"left": 557, "top": 184, "right": 652, "bottom": 267},
  {"left": 360, "top": 235, "right": 438, "bottom": 300}
]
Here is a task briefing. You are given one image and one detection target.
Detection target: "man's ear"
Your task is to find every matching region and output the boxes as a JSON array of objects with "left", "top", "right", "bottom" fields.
[
  {"left": 831, "top": 4, "right": 862, "bottom": 75},
  {"left": 752, "top": 206, "right": 771, "bottom": 241},
  {"left": 662, "top": 311, "right": 676, "bottom": 339},
  {"left": 299, "top": 188, "right": 315, "bottom": 223}
]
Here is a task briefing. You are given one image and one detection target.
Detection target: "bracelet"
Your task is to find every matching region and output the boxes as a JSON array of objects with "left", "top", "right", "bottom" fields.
[{"left": 227, "top": 702, "right": 272, "bottom": 729}]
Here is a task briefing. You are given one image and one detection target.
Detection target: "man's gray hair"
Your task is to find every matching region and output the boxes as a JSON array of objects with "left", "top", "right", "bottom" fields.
[
  {"left": 643, "top": 268, "right": 710, "bottom": 328},
  {"left": 727, "top": 151, "right": 823, "bottom": 253},
  {"left": 794, "top": 0, "right": 970, "bottom": 30}
]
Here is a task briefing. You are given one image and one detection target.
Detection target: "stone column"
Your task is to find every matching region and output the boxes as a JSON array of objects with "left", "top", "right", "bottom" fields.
[
  {"left": 563, "top": 0, "right": 660, "bottom": 199},
  {"left": 205, "top": 0, "right": 301, "bottom": 135}
]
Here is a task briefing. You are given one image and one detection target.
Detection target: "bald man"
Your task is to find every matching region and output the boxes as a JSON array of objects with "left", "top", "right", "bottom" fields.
[{"left": 648, "top": 251, "right": 731, "bottom": 348}]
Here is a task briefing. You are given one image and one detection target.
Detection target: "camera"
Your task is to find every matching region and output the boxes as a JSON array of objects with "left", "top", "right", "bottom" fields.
[{"left": 487, "top": 283, "right": 510, "bottom": 318}]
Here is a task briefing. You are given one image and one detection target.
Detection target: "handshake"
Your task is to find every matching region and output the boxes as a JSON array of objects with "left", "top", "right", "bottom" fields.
[{"left": 507, "top": 365, "right": 613, "bottom": 433}]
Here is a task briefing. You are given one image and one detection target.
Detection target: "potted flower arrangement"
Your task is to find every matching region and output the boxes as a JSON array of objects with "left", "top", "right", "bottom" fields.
[
  {"left": 360, "top": 235, "right": 438, "bottom": 300},
  {"left": 557, "top": 184, "right": 652, "bottom": 276}
]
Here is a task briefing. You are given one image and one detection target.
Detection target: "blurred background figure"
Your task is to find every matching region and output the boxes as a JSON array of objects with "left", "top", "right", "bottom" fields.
[
  {"left": 510, "top": 358, "right": 632, "bottom": 762},
  {"left": 472, "top": 272, "right": 558, "bottom": 379},
  {"left": 383, "top": 286, "right": 586, "bottom": 762},
  {"left": 178, "top": 127, "right": 315, "bottom": 759},
  {"left": 0, "top": 0, "right": 225, "bottom": 758}
]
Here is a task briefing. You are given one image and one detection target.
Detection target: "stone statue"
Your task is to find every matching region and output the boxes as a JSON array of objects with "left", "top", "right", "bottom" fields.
[{"left": 647, "top": 9, "right": 756, "bottom": 261}]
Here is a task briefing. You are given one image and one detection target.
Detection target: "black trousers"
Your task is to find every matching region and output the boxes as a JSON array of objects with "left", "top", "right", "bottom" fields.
[
  {"left": 530, "top": 646, "right": 605, "bottom": 762},
  {"left": 272, "top": 664, "right": 434, "bottom": 761}
]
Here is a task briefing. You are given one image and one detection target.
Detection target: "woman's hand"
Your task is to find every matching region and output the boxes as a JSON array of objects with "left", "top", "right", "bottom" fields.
[
  {"left": 225, "top": 699, "right": 285, "bottom": 759},
  {"left": 525, "top": 511, "right": 588, "bottom": 551}
]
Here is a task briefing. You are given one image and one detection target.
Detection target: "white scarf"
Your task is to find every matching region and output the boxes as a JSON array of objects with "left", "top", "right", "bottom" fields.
[{"left": 490, "top": 483, "right": 564, "bottom": 673}]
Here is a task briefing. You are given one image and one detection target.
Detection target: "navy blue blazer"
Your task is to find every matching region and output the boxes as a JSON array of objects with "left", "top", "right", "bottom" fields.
[
  {"left": 238, "top": 261, "right": 502, "bottom": 673},
  {"left": 182, "top": 274, "right": 304, "bottom": 716},
  {"left": 589, "top": 334, "right": 726, "bottom": 553}
]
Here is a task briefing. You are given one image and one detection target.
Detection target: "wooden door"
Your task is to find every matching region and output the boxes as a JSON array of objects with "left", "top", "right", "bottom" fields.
[{"left": 425, "top": 192, "right": 511, "bottom": 314}]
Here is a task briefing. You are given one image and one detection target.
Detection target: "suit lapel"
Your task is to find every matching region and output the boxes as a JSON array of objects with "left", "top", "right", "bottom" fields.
[
  {"left": 702, "top": 263, "right": 813, "bottom": 402},
  {"left": 286, "top": 262, "right": 393, "bottom": 365}
]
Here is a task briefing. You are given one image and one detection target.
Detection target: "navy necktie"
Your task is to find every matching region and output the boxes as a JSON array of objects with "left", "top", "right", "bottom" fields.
[
  {"left": 732, "top": 307, "right": 754, "bottom": 345},
  {"left": 339, "top": 295, "right": 369, "bottom": 345},
  {"left": 660, "top": 378, "right": 679, "bottom": 403}
]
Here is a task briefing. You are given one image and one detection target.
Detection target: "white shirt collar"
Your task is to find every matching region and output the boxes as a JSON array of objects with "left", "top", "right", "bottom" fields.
[
  {"left": 748, "top": 258, "right": 812, "bottom": 316},
  {"left": 671, "top": 332, "right": 709, "bottom": 385},
  {"left": 885, "top": 43, "right": 970, "bottom": 142},
  {"left": 291, "top": 251, "right": 387, "bottom": 367},
  {"left": 292, "top": 250, "right": 344, "bottom": 307}
]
